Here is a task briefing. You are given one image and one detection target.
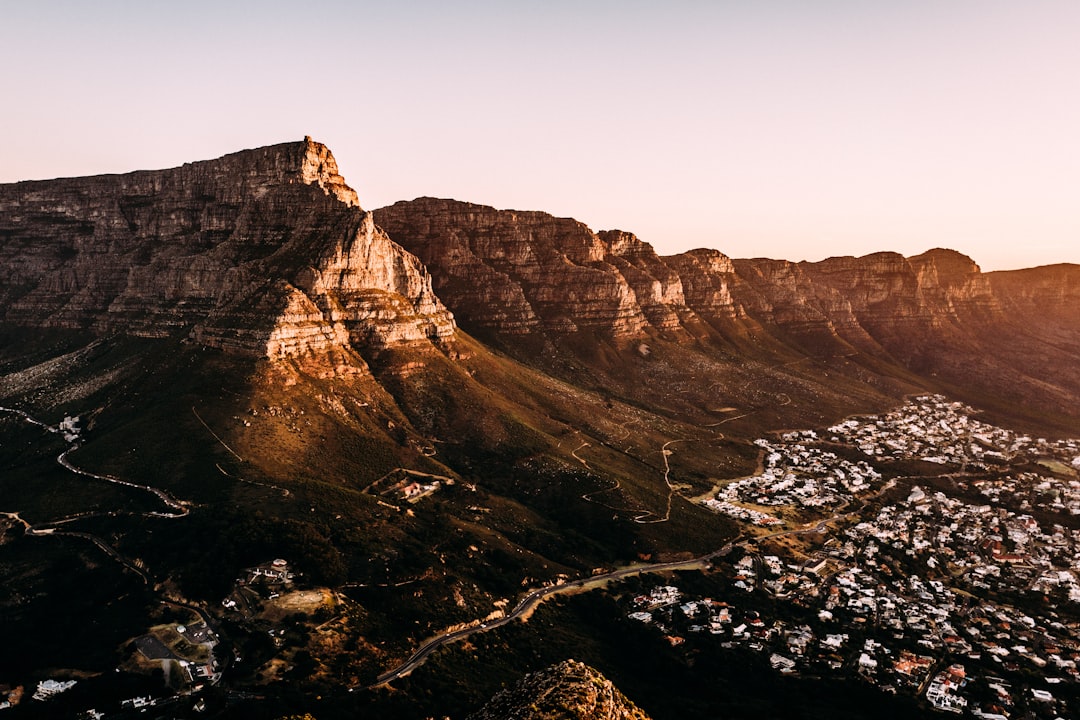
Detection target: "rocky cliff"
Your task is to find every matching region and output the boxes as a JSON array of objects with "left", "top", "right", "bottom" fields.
[
  {"left": 0, "top": 139, "right": 455, "bottom": 360},
  {"left": 375, "top": 197, "right": 1080, "bottom": 351},
  {"left": 377, "top": 196, "right": 1080, "bottom": 423},
  {"left": 374, "top": 198, "right": 759, "bottom": 344},
  {"left": 373, "top": 199, "right": 652, "bottom": 338},
  {"left": 468, "top": 660, "right": 652, "bottom": 720},
  {"left": 989, "top": 262, "right": 1080, "bottom": 324},
  {"left": 2, "top": 143, "right": 1078, "bottom": 422}
]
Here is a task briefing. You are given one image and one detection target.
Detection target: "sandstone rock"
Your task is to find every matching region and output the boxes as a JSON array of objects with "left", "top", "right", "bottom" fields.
[
  {"left": 374, "top": 193, "right": 1080, "bottom": 422},
  {"left": 598, "top": 229, "right": 686, "bottom": 331},
  {"left": 665, "top": 248, "right": 738, "bottom": 323},
  {"left": 374, "top": 198, "right": 650, "bottom": 337},
  {"left": 468, "top": 659, "right": 652, "bottom": 720},
  {"left": 0, "top": 139, "right": 455, "bottom": 361},
  {"left": 3, "top": 141, "right": 1078, "bottom": 421}
]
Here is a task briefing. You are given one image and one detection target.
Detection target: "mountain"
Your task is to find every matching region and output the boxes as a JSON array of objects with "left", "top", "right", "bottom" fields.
[
  {"left": 1, "top": 139, "right": 1078, "bottom": 717},
  {"left": 5, "top": 143, "right": 1076, "bottom": 433},
  {"left": 375, "top": 197, "right": 1080, "bottom": 431},
  {"left": 468, "top": 660, "right": 652, "bottom": 720},
  {"left": 0, "top": 137, "right": 453, "bottom": 359}
]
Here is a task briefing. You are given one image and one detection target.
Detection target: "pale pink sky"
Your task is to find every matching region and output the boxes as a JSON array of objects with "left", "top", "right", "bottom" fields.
[{"left": 2, "top": 1, "right": 1078, "bottom": 270}]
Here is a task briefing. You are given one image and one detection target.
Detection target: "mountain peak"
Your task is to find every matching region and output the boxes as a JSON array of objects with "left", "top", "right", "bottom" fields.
[
  {"left": 175, "top": 137, "right": 360, "bottom": 209},
  {"left": 296, "top": 136, "right": 360, "bottom": 208},
  {"left": 908, "top": 247, "right": 981, "bottom": 277},
  {"left": 0, "top": 140, "right": 452, "bottom": 359}
]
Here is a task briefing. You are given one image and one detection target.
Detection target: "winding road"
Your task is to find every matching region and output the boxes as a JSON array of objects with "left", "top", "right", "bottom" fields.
[
  {"left": 1, "top": 404, "right": 229, "bottom": 682},
  {"left": 363, "top": 478, "right": 874, "bottom": 690},
  {"left": 577, "top": 392, "right": 792, "bottom": 523},
  {"left": 363, "top": 550, "right": 728, "bottom": 689},
  {"left": 0, "top": 406, "right": 191, "bottom": 581}
]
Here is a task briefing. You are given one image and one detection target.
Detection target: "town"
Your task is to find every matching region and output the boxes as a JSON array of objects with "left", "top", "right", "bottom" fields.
[
  {"left": 5, "top": 395, "right": 1078, "bottom": 717},
  {"left": 626, "top": 395, "right": 1080, "bottom": 717}
]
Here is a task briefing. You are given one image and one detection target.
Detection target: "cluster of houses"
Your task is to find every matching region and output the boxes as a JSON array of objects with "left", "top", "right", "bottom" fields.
[
  {"left": 365, "top": 469, "right": 449, "bottom": 504},
  {"left": 967, "top": 472, "right": 1080, "bottom": 518},
  {"left": 824, "top": 484, "right": 1079, "bottom": 716},
  {"left": 709, "top": 435, "right": 883, "bottom": 518},
  {"left": 132, "top": 618, "right": 223, "bottom": 695},
  {"left": 826, "top": 395, "right": 1080, "bottom": 469},
  {"left": 925, "top": 664, "right": 969, "bottom": 714},
  {"left": 240, "top": 558, "right": 295, "bottom": 587},
  {"left": 627, "top": 536, "right": 1076, "bottom": 718},
  {"left": 702, "top": 497, "right": 784, "bottom": 526},
  {"left": 705, "top": 395, "right": 1080, "bottom": 532},
  {"left": 225, "top": 558, "right": 299, "bottom": 615},
  {"left": 672, "top": 395, "right": 1080, "bottom": 716},
  {"left": 847, "top": 484, "right": 1080, "bottom": 601},
  {"left": 30, "top": 679, "right": 76, "bottom": 702},
  {"left": 57, "top": 415, "right": 80, "bottom": 444},
  {"left": 400, "top": 479, "right": 441, "bottom": 502}
]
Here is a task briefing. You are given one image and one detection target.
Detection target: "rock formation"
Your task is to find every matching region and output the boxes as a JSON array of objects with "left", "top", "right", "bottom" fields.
[
  {"left": 468, "top": 659, "right": 652, "bottom": 720},
  {"left": 373, "top": 199, "right": 650, "bottom": 337},
  {"left": 377, "top": 196, "right": 1080, "bottom": 422},
  {"left": 2, "top": 141, "right": 1078, "bottom": 420},
  {"left": 375, "top": 197, "right": 1080, "bottom": 350},
  {"left": 0, "top": 138, "right": 455, "bottom": 361}
]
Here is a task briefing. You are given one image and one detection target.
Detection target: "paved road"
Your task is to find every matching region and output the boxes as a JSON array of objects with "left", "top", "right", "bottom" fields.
[
  {"left": 28, "top": 524, "right": 154, "bottom": 584},
  {"left": 364, "top": 477, "right": 896, "bottom": 689},
  {"left": 364, "top": 544, "right": 742, "bottom": 689},
  {"left": 2, "top": 406, "right": 189, "bottom": 517},
  {"left": 1, "top": 406, "right": 208, "bottom": 597},
  {"left": 58, "top": 448, "right": 188, "bottom": 517}
]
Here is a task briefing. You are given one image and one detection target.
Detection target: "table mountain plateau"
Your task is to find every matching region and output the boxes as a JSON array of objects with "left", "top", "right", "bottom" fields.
[
  {"left": 0, "top": 137, "right": 454, "bottom": 363},
  {"left": 3, "top": 138, "right": 1076, "bottom": 433}
]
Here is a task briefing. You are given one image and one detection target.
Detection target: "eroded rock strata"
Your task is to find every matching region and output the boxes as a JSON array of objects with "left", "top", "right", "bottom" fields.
[
  {"left": 375, "top": 198, "right": 1077, "bottom": 349},
  {"left": 2, "top": 141, "right": 1078, "bottom": 419},
  {"left": 377, "top": 196, "right": 1080, "bottom": 421},
  {"left": 0, "top": 139, "right": 454, "bottom": 360},
  {"left": 373, "top": 198, "right": 650, "bottom": 337}
]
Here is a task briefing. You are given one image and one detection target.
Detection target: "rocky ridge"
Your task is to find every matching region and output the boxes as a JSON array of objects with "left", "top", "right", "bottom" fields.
[
  {"left": 2, "top": 142, "right": 1078, "bottom": 421},
  {"left": 0, "top": 139, "right": 455, "bottom": 362},
  {"left": 374, "top": 197, "right": 1079, "bottom": 347},
  {"left": 376, "top": 196, "right": 1080, "bottom": 420},
  {"left": 468, "top": 660, "right": 652, "bottom": 720},
  {"left": 373, "top": 198, "right": 652, "bottom": 337}
]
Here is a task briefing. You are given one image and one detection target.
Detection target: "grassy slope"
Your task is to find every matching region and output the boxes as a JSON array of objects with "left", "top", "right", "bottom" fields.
[{"left": 2, "top": 310, "right": 1078, "bottom": 712}]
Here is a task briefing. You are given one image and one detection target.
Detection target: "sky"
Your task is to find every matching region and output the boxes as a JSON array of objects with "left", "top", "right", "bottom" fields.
[{"left": 1, "top": 1, "right": 1078, "bottom": 271}]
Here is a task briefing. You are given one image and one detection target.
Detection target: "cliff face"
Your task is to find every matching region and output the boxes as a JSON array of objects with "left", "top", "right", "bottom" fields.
[
  {"left": 729, "top": 249, "right": 1018, "bottom": 360},
  {"left": 373, "top": 199, "right": 651, "bottom": 337},
  {"left": 0, "top": 139, "right": 454, "bottom": 360},
  {"left": 989, "top": 263, "right": 1080, "bottom": 322},
  {"left": 376, "top": 196, "right": 1080, "bottom": 421},
  {"left": 3, "top": 143, "right": 1078, "bottom": 421},
  {"left": 665, "top": 248, "right": 739, "bottom": 324},
  {"left": 374, "top": 199, "right": 753, "bottom": 342},
  {"left": 468, "top": 660, "right": 652, "bottom": 720},
  {"left": 375, "top": 197, "right": 1071, "bottom": 349}
]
